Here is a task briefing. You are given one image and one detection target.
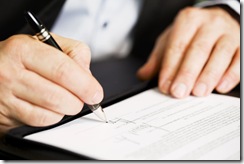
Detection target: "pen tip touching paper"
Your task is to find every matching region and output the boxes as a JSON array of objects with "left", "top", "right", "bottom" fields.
[{"left": 92, "top": 106, "right": 108, "bottom": 123}]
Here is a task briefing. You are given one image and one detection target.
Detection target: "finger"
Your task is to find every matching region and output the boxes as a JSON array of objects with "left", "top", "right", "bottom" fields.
[
  {"left": 0, "top": 121, "right": 22, "bottom": 135},
  {"left": 0, "top": 107, "right": 22, "bottom": 128},
  {"left": 170, "top": 24, "right": 223, "bottom": 98},
  {"left": 158, "top": 7, "right": 202, "bottom": 94},
  {"left": 137, "top": 27, "right": 170, "bottom": 80},
  {"left": 7, "top": 96, "right": 64, "bottom": 127},
  {"left": 216, "top": 48, "right": 240, "bottom": 93},
  {"left": 0, "top": 124, "right": 19, "bottom": 137},
  {"left": 13, "top": 69, "right": 83, "bottom": 115},
  {"left": 20, "top": 39, "right": 103, "bottom": 105},
  {"left": 52, "top": 34, "right": 91, "bottom": 71},
  {"left": 193, "top": 36, "right": 239, "bottom": 96}
]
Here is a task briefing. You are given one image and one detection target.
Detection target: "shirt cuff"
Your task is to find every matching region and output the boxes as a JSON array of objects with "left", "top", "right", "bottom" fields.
[{"left": 194, "top": 0, "right": 240, "bottom": 15}]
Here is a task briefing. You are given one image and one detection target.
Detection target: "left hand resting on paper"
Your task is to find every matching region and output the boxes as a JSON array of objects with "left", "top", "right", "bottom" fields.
[{"left": 137, "top": 7, "right": 240, "bottom": 98}]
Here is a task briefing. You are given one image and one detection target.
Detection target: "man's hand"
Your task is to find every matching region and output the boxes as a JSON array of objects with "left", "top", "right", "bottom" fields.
[
  {"left": 137, "top": 7, "right": 240, "bottom": 98},
  {"left": 0, "top": 34, "right": 103, "bottom": 135}
]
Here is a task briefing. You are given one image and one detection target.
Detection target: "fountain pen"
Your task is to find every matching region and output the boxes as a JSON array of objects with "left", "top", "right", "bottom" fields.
[{"left": 24, "top": 11, "right": 108, "bottom": 122}]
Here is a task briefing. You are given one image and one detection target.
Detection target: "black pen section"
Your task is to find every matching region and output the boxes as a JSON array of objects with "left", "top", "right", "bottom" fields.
[
  {"left": 24, "top": 11, "right": 43, "bottom": 32},
  {"left": 44, "top": 36, "right": 63, "bottom": 51},
  {"left": 24, "top": 11, "right": 63, "bottom": 51}
]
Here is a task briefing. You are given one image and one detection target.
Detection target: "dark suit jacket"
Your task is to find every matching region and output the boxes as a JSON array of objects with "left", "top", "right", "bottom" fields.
[{"left": 0, "top": 0, "right": 196, "bottom": 61}]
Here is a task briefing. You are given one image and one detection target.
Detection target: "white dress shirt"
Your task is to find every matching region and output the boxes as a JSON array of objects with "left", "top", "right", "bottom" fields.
[
  {"left": 51, "top": 0, "right": 143, "bottom": 61},
  {"left": 51, "top": 0, "right": 240, "bottom": 61}
]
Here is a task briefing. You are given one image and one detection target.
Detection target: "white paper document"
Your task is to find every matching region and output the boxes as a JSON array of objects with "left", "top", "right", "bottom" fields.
[{"left": 25, "top": 88, "right": 240, "bottom": 160}]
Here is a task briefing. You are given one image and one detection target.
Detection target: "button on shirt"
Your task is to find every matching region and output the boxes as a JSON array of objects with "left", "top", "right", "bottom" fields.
[
  {"left": 51, "top": 0, "right": 143, "bottom": 61},
  {"left": 51, "top": 0, "right": 239, "bottom": 61}
]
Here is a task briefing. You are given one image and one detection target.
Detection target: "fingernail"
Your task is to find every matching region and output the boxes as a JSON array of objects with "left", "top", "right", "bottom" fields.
[
  {"left": 172, "top": 83, "right": 187, "bottom": 98},
  {"left": 218, "top": 80, "right": 230, "bottom": 92},
  {"left": 160, "top": 80, "right": 172, "bottom": 94},
  {"left": 92, "top": 90, "right": 103, "bottom": 104},
  {"left": 194, "top": 82, "right": 207, "bottom": 96}
]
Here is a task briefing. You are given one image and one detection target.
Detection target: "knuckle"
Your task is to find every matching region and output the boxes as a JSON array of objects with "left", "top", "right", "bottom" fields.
[
  {"left": 2, "top": 97, "right": 54, "bottom": 127},
  {"left": 35, "top": 113, "right": 52, "bottom": 126},
  {"left": 25, "top": 109, "right": 48, "bottom": 126},
  {"left": 0, "top": 67, "right": 10, "bottom": 83},
  {"left": 216, "top": 37, "right": 235, "bottom": 56},
  {"left": 79, "top": 42, "right": 91, "bottom": 55},
  {"left": 29, "top": 109, "right": 62, "bottom": 127},
  {"left": 15, "top": 103, "right": 34, "bottom": 124},
  {"left": 1, "top": 97, "right": 16, "bottom": 118},
  {"left": 211, "top": 15, "right": 225, "bottom": 26},
  {"left": 70, "top": 103, "right": 84, "bottom": 115},
  {"left": 204, "top": 70, "right": 220, "bottom": 82},
  {"left": 42, "top": 89, "right": 83, "bottom": 115},
  {"left": 53, "top": 59, "right": 70, "bottom": 81},
  {"left": 0, "top": 104, "right": 10, "bottom": 119},
  {"left": 43, "top": 89, "right": 61, "bottom": 110},
  {"left": 226, "top": 70, "right": 240, "bottom": 83},
  {"left": 70, "top": 97, "right": 84, "bottom": 111},
  {"left": 161, "top": 65, "right": 175, "bottom": 75},
  {"left": 79, "top": 43, "right": 91, "bottom": 65},
  {"left": 167, "top": 41, "right": 187, "bottom": 55},
  {"left": 191, "top": 41, "right": 211, "bottom": 55},
  {"left": 180, "top": 69, "right": 196, "bottom": 80},
  {"left": 72, "top": 42, "right": 91, "bottom": 64},
  {"left": 180, "top": 7, "right": 201, "bottom": 18},
  {"left": 81, "top": 77, "right": 97, "bottom": 99},
  {"left": 82, "top": 80, "right": 93, "bottom": 95},
  {"left": 23, "top": 106, "right": 54, "bottom": 126},
  {"left": 3, "top": 35, "right": 30, "bottom": 54}
]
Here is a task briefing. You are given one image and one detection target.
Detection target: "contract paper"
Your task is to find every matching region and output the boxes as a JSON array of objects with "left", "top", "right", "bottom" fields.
[{"left": 25, "top": 88, "right": 240, "bottom": 160}]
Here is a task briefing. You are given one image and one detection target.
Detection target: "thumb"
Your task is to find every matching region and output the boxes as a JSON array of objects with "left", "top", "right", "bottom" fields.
[{"left": 51, "top": 33, "right": 91, "bottom": 72}]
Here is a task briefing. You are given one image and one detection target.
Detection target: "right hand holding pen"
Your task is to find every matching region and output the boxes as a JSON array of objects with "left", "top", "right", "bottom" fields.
[{"left": 0, "top": 34, "right": 104, "bottom": 135}]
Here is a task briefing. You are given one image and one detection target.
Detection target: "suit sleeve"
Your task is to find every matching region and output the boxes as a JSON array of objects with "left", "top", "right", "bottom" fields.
[{"left": 194, "top": 0, "right": 240, "bottom": 15}]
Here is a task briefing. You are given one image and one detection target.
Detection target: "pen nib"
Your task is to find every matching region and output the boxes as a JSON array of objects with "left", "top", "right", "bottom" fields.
[{"left": 88, "top": 105, "right": 108, "bottom": 123}]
